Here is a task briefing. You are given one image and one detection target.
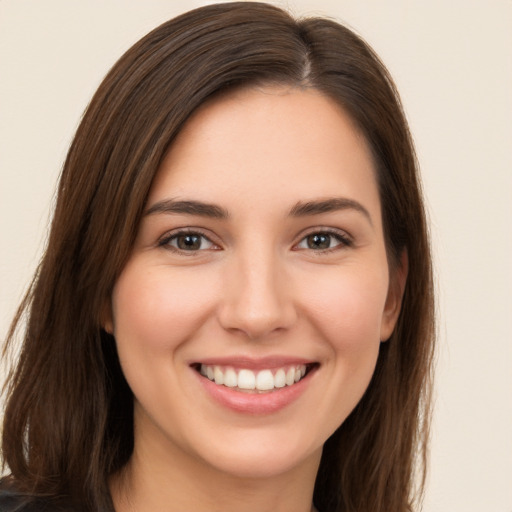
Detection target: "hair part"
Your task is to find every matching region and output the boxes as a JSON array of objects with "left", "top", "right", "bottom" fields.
[{"left": 2, "top": 3, "right": 435, "bottom": 511}]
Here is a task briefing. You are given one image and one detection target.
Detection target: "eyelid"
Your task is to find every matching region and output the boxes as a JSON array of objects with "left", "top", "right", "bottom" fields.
[
  {"left": 292, "top": 227, "right": 353, "bottom": 251},
  {"left": 155, "top": 226, "right": 352, "bottom": 254},
  {"left": 157, "top": 227, "right": 221, "bottom": 252}
]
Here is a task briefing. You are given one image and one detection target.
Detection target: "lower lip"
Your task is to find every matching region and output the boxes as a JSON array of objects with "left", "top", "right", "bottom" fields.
[{"left": 195, "top": 369, "right": 315, "bottom": 415}]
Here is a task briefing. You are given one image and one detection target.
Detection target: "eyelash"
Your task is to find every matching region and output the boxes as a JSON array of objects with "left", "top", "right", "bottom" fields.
[
  {"left": 157, "top": 228, "right": 353, "bottom": 254},
  {"left": 158, "top": 229, "right": 218, "bottom": 254},
  {"left": 293, "top": 229, "right": 353, "bottom": 253}
]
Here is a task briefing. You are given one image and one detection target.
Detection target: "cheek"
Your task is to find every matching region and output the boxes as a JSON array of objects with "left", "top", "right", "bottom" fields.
[
  {"left": 111, "top": 264, "right": 219, "bottom": 353},
  {"left": 302, "top": 264, "right": 389, "bottom": 351},
  {"left": 291, "top": 264, "right": 389, "bottom": 438}
]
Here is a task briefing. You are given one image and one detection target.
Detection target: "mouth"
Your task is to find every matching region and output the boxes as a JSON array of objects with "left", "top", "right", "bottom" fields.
[
  {"left": 191, "top": 359, "right": 319, "bottom": 414},
  {"left": 191, "top": 362, "right": 319, "bottom": 394}
]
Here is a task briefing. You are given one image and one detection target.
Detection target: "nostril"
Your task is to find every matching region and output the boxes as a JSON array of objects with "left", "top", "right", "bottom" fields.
[{"left": 217, "top": 306, "right": 297, "bottom": 341}]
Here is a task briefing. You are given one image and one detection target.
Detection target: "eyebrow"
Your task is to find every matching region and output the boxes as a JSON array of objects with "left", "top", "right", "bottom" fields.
[
  {"left": 289, "top": 197, "right": 373, "bottom": 225},
  {"left": 145, "top": 199, "right": 229, "bottom": 219},
  {"left": 145, "top": 196, "right": 372, "bottom": 224}
]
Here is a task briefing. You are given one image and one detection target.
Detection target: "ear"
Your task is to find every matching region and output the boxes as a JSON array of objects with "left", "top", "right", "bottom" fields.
[
  {"left": 100, "top": 298, "right": 114, "bottom": 335},
  {"left": 380, "top": 249, "right": 408, "bottom": 342}
]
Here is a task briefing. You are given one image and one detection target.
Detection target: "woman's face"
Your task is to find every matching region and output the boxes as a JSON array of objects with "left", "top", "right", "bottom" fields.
[{"left": 106, "top": 86, "right": 404, "bottom": 480}]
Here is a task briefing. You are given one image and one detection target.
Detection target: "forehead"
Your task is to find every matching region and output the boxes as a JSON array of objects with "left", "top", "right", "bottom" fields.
[{"left": 148, "top": 86, "right": 380, "bottom": 221}]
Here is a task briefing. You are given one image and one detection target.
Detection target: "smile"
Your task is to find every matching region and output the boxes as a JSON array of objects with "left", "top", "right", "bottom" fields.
[
  {"left": 198, "top": 364, "right": 309, "bottom": 392},
  {"left": 191, "top": 358, "right": 318, "bottom": 414}
]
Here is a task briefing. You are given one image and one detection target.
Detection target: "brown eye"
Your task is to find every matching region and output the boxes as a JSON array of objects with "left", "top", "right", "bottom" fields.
[
  {"left": 177, "top": 234, "right": 202, "bottom": 250},
  {"left": 295, "top": 231, "right": 351, "bottom": 251},
  {"left": 161, "top": 232, "right": 216, "bottom": 252},
  {"left": 306, "top": 233, "right": 332, "bottom": 250}
]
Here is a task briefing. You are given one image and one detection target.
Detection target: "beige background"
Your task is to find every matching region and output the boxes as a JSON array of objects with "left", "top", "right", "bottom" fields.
[{"left": 1, "top": 1, "right": 511, "bottom": 510}]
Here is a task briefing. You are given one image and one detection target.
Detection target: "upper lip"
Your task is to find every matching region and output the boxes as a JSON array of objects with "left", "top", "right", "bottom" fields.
[{"left": 190, "top": 356, "right": 317, "bottom": 370}]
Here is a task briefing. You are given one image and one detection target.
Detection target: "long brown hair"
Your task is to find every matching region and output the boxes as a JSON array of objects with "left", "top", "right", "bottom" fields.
[{"left": 1, "top": 3, "right": 435, "bottom": 511}]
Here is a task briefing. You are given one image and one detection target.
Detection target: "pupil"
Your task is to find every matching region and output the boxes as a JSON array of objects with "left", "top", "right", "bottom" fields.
[
  {"left": 308, "top": 233, "right": 330, "bottom": 249},
  {"left": 178, "top": 235, "right": 201, "bottom": 250}
]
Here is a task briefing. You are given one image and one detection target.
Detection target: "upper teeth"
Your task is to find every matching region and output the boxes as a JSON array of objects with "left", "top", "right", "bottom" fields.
[{"left": 200, "top": 364, "right": 307, "bottom": 391}]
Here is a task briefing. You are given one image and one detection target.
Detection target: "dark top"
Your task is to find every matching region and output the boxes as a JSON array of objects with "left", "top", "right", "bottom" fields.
[
  {"left": 0, "top": 491, "right": 44, "bottom": 512},
  {"left": 0, "top": 489, "right": 78, "bottom": 512}
]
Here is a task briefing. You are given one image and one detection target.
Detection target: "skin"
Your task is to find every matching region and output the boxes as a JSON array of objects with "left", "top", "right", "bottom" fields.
[{"left": 106, "top": 86, "right": 406, "bottom": 512}]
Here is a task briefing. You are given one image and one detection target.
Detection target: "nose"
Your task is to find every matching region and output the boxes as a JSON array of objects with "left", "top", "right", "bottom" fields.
[{"left": 217, "top": 248, "right": 297, "bottom": 340}]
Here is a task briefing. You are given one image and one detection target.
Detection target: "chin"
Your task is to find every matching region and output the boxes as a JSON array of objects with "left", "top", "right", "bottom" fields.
[
  {"left": 208, "top": 448, "right": 319, "bottom": 480},
  {"left": 183, "top": 424, "right": 324, "bottom": 481}
]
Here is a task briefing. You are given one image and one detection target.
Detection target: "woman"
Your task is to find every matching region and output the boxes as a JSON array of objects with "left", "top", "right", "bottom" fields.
[{"left": 0, "top": 2, "right": 435, "bottom": 511}]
